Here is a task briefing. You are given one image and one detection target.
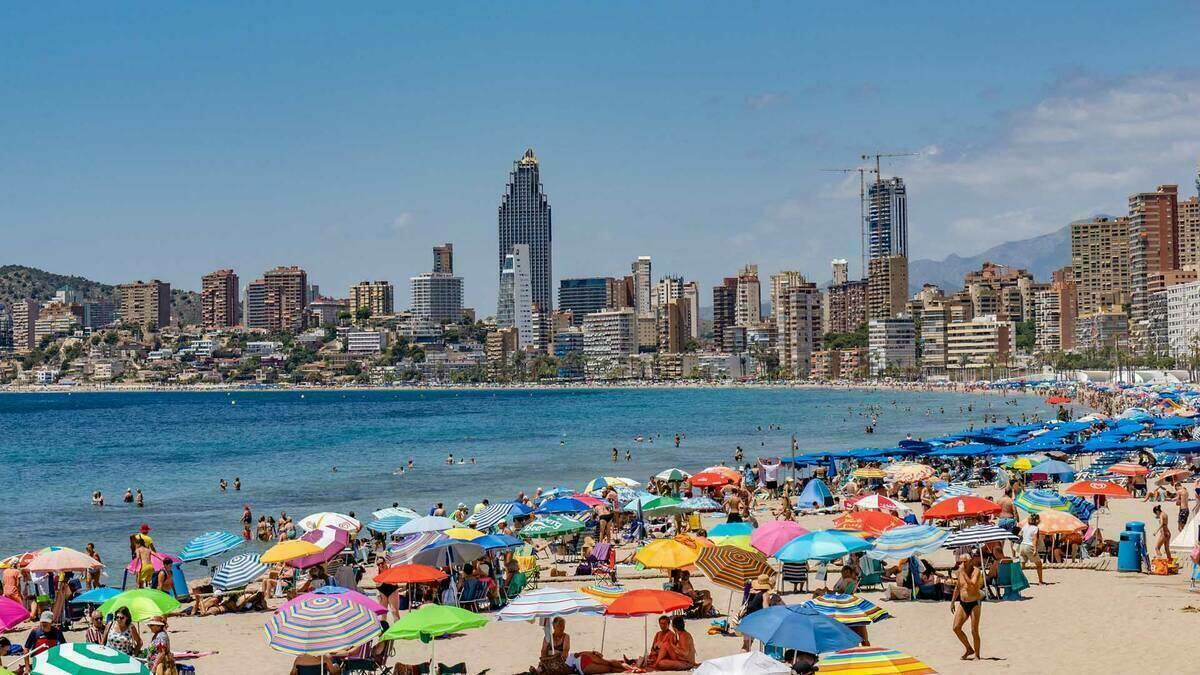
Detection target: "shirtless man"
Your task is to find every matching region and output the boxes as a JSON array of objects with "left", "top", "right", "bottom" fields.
[
  {"left": 997, "top": 488, "right": 1016, "bottom": 531},
  {"left": 1177, "top": 486, "right": 1191, "bottom": 531},
  {"left": 1153, "top": 505, "right": 1171, "bottom": 557},
  {"left": 951, "top": 554, "right": 984, "bottom": 660},
  {"left": 654, "top": 616, "right": 697, "bottom": 670}
]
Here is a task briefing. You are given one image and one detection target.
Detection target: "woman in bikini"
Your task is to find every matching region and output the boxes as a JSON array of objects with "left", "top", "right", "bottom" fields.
[
  {"left": 534, "top": 617, "right": 624, "bottom": 675},
  {"left": 951, "top": 553, "right": 984, "bottom": 660},
  {"left": 653, "top": 616, "right": 698, "bottom": 671}
]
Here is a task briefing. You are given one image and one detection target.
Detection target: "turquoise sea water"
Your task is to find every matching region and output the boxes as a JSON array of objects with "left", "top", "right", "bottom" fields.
[{"left": 0, "top": 387, "right": 1054, "bottom": 567}]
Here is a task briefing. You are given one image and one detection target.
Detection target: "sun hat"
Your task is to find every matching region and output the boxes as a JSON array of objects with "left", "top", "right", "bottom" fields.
[
  {"left": 39, "top": 611, "right": 54, "bottom": 623},
  {"left": 140, "top": 523, "right": 151, "bottom": 534},
  {"left": 146, "top": 616, "right": 167, "bottom": 627},
  {"left": 751, "top": 573, "right": 773, "bottom": 591}
]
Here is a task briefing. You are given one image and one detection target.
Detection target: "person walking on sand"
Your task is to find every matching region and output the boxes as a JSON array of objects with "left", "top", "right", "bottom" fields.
[
  {"left": 951, "top": 554, "right": 984, "bottom": 660},
  {"left": 1018, "top": 514, "right": 1044, "bottom": 584},
  {"left": 1153, "top": 505, "right": 1171, "bottom": 557}
]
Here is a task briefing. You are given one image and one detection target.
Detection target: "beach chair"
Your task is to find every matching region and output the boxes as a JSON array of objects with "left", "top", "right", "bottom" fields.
[
  {"left": 458, "top": 578, "right": 490, "bottom": 612},
  {"left": 515, "top": 555, "right": 540, "bottom": 588},
  {"left": 504, "top": 571, "right": 529, "bottom": 601},
  {"left": 780, "top": 562, "right": 808, "bottom": 593},
  {"left": 857, "top": 557, "right": 884, "bottom": 591},
  {"left": 995, "top": 561, "right": 1029, "bottom": 600}
]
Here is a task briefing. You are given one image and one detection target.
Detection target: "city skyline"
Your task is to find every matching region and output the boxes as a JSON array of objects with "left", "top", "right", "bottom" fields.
[{"left": 3, "top": 4, "right": 1200, "bottom": 311}]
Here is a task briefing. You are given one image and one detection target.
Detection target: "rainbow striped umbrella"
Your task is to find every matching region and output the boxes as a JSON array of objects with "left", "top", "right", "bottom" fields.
[
  {"left": 803, "top": 593, "right": 890, "bottom": 626},
  {"left": 694, "top": 545, "right": 773, "bottom": 591},
  {"left": 497, "top": 588, "right": 604, "bottom": 621},
  {"left": 818, "top": 646, "right": 937, "bottom": 674},
  {"left": 579, "top": 583, "right": 627, "bottom": 606},
  {"left": 384, "top": 532, "right": 447, "bottom": 567},
  {"left": 866, "top": 525, "right": 947, "bottom": 561},
  {"left": 1014, "top": 489, "right": 1070, "bottom": 514},
  {"left": 30, "top": 643, "right": 150, "bottom": 674},
  {"left": 264, "top": 596, "right": 381, "bottom": 655},
  {"left": 177, "top": 531, "right": 243, "bottom": 562}
]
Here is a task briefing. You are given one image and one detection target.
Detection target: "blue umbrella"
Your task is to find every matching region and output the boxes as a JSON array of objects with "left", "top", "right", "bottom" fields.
[
  {"left": 866, "top": 524, "right": 948, "bottom": 561},
  {"left": 473, "top": 534, "right": 522, "bottom": 551},
  {"left": 411, "top": 539, "right": 485, "bottom": 567},
  {"left": 70, "top": 587, "right": 122, "bottom": 605},
  {"left": 736, "top": 605, "right": 861, "bottom": 653},
  {"left": 211, "top": 553, "right": 268, "bottom": 592},
  {"left": 535, "top": 497, "right": 592, "bottom": 515},
  {"left": 775, "top": 531, "right": 872, "bottom": 563},
  {"left": 680, "top": 496, "right": 723, "bottom": 512},
  {"left": 709, "top": 522, "right": 754, "bottom": 538},
  {"left": 177, "top": 531, "right": 243, "bottom": 562},
  {"left": 1026, "top": 460, "right": 1075, "bottom": 478},
  {"left": 366, "top": 515, "right": 414, "bottom": 534}
]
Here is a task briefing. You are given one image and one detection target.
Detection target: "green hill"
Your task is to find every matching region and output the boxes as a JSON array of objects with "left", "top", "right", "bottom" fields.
[{"left": 0, "top": 265, "right": 201, "bottom": 326}]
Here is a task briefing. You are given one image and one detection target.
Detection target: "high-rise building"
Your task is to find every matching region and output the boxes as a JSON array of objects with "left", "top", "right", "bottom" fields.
[
  {"left": 11, "top": 299, "right": 38, "bottom": 351},
  {"left": 712, "top": 278, "right": 738, "bottom": 352},
  {"left": 867, "top": 256, "right": 908, "bottom": 320},
  {"left": 776, "top": 282, "right": 822, "bottom": 377},
  {"left": 201, "top": 269, "right": 240, "bottom": 329},
  {"left": 433, "top": 243, "right": 454, "bottom": 274},
  {"left": 963, "top": 263, "right": 1037, "bottom": 323},
  {"left": 632, "top": 257, "right": 653, "bottom": 319},
  {"left": 769, "top": 271, "right": 807, "bottom": 321},
  {"left": 486, "top": 327, "right": 519, "bottom": 379},
  {"left": 657, "top": 300, "right": 687, "bottom": 354},
  {"left": 920, "top": 300, "right": 948, "bottom": 374},
  {"left": 497, "top": 149, "right": 552, "bottom": 313},
  {"left": 117, "top": 280, "right": 171, "bottom": 330},
  {"left": 1164, "top": 279, "right": 1200, "bottom": 360},
  {"left": 82, "top": 302, "right": 115, "bottom": 329},
  {"left": 0, "top": 305, "right": 10, "bottom": 353},
  {"left": 607, "top": 277, "right": 634, "bottom": 310},
  {"left": 868, "top": 317, "right": 916, "bottom": 376},
  {"left": 831, "top": 259, "right": 850, "bottom": 286},
  {"left": 735, "top": 264, "right": 761, "bottom": 326},
  {"left": 1035, "top": 267, "right": 1077, "bottom": 354},
  {"left": 868, "top": 177, "right": 908, "bottom": 259},
  {"left": 1128, "top": 185, "right": 1179, "bottom": 346},
  {"left": 1178, "top": 196, "right": 1200, "bottom": 272},
  {"left": 1071, "top": 216, "right": 1130, "bottom": 316},
  {"left": 558, "top": 278, "right": 611, "bottom": 326},
  {"left": 246, "top": 266, "right": 308, "bottom": 332},
  {"left": 827, "top": 279, "right": 868, "bottom": 334},
  {"left": 411, "top": 273, "right": 464, "bottom": 324},
  {"left": 681, "top": 282, "right": 700, "bottom": 341},
  {"left": 946, "top": 316, "right": 1015, "bottom": 371},
  {"left": 583, "top": 308, "right": 637, "bottom": 363},
  {"left": 496, "top": 244, "right": 533, "bottom": 349},
  {"left": 350, "top": 281, "right": 395, "bottom": 318},
  {"left": 653, "top": 275, "right": 684, "bottom": 313},
  {"left": 1075, "top": 307, "right": 1129, "bottom": 352}
]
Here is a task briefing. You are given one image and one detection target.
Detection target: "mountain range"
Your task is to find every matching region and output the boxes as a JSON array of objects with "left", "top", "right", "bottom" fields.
[
  {"left": 907, "top": 225, "right": 1071, "bottom": 294},
  {"left": 0, "top": 265, "right": 201, "bottom": 326}
]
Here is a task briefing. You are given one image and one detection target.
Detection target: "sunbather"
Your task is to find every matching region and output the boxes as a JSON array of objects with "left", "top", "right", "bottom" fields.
[{"left": 653, "top": 617, "right": 697, "bottom": 670}]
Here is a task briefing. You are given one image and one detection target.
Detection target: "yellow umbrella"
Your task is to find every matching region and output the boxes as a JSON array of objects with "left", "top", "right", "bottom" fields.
[
  {"left": 709, "top": 535, "right": 755, "bottom": 552},
  {"left": 1007, "top": 457, "right": 1037, "bottom": 471},
  {"left": 261, "top": 540, "right": 322, "bottom": 564},
  {"left": 444, "top": 527, "right": 485, "bottom": 541},
  {"left": 852, "top": 467, "right": 887, "bottom": 480},
  {"left": 885, "top": 462, "right": 934, "bottom": 483},
  {"left": 633, "top": 539, "right": 700, "bottom": 569}
]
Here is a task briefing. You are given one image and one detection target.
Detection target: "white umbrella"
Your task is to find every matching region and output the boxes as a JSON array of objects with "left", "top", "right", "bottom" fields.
[
  {"left": 695, "top": 651, "right": 792, "bottom": 675},
  {"left": 395, "top": 515, "right": 458, "bottom": 536},
  {"left": 298, "top": 512, "right": 362, "bottom": 534}
]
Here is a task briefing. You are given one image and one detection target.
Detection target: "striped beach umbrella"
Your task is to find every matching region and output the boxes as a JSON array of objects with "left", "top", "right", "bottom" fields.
[
  {"left": 818, "top": 646, "right": 937, "bottom": 674},
  {"left": 410, "top": 539, "right": 485, "bottom": 567},
  {"left": 866, "top": 524, "right": 948, "bottom": 561},
  {"left": 851, "top": 467, "right": 887, "bottom": 480},
  {"left": 579, "top": 583, "right": 627, "bottom": 606},
  {"left": 680, "top": 496, "right": 723, "bottom": 512},
  {"left": 265, "top": 596, "right": 381, "bottom": 655},
  {"left": 655, "top": 468, "right": 691, "bottom": 482},
  {"left": 372, "top": 506, "right": 420, "bottom": 520},
  {"left": 1108, "top": 463, "right": 1150, "bottom": 477},
  {"left": 847, "top": 494, "right": 911, "bottom": 514},
  {"left": 282, "top": 587, "right": 387, "bottom": 615},
  {"left": 299, "top": 512, "right": 361, "bottom": 534},
  {"left": 30, "top": 643, "right": 150, "bottom": 675},
  {"left": 365, "top": 516, "right": 413, "bottom": 534},
  {"left": 470, "top": 501, "right": 533, "bottom": 531},
  {"left": 938, "top": 484, "right": 975, "bottom": 497},
  {"left": 694, "top": 545, "right": 773, "bottom": 591},
  {"left": 286, "top": 526, "right": 351, "bottom": 569},
  {"left": 519, "top": 515, "right": 585, "bottom": 539},
  {"left": 212, "top": 554, "right": 268, "bottom": 592},
  {"left": 1014, "top": 489, "right": 1070, "bottom": 514},
  {"left": 885, "top": 463, "right": 934, "bottom": 483},
  {"left": 396, "top": 515, "right": 458, "bottom": 536},
  {"left": 942, "top": 525, "right": 1018, "bottom": 549},
  {"left": 1024, "top": 510, "right": 1085, "bottom": 535},
  {"left": 384, "top": 532, "right": 446, "bottom": 567},
  {"left": 803, "top": 593, "right": 890, "bottom": 626},
  {"left": 497, "top": 588, "right": 604, "bottom": 621},
  {"left": 177, "top": 531, "right": 243, "bottom": 562}
]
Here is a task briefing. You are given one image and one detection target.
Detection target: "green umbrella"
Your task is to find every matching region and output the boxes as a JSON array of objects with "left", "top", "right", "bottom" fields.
[
  {"left": 381, "top": 604, "right": 487, "bottom": 665},
  {"left": 518, "top": 515, "right": 585, "bottom": 539},
  {"left": 640, "top": 496, "right": 687, "bottom": 516},
  {"left": 31, "top": 643, "right": 150, "bottom": 674},
  {"left": 98, "top": 588, "right": 181, "bottom": 623}
]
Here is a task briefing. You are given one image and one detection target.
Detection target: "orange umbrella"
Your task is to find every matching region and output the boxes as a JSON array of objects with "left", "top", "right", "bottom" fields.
[
  {"left": 1062, "top": 480, "right": 1131, "bottom": 498},
  {"left": 921, "top": 496, "right": 1001, "bottom": 520},
  {"left": 374, "top": 564, "right": 448, "bottom": 585},
  {"left": 1025, "top": 510, "right": 1085, "bottom": 535},
  {"left": 689, "top": 472, "right": 732, "bottom": 487},
  {"left": 1108, "top": 463, "right": 1149, "bottom": 477},
  {"left": 605, "top": 589, "right": 691, "bottom": 617},
  {"left": 673, "top": 534, "right": 715, "bottom": 549},
  {"left": 834, "top": 511, "right": 904, "bottom": 537},
  {"left": 1155, "top": 469, "right": 1191, "bottom": 484},
  {"left": 702, "top": 466, "right": 743, "bottom": 483}
]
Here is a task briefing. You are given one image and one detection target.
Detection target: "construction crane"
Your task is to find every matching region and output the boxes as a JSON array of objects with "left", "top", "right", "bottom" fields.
[
  {"left": 821, "top": 167, "right": 876, "bottom": 279},
  {"left": 860, "top": 151, "right": 919, "bottom": 184}
]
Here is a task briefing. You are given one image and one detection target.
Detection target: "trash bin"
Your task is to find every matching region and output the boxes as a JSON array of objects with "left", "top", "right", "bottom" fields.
[
  {"left": 1118, "top": 531, "right": 1141, "bottom": 572},
  {"left": 1127, "top": 521, "right": 1145, "bottom": 534}
]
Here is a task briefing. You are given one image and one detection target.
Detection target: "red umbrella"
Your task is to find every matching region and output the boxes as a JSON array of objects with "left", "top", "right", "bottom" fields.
[
  {"left": 689, "top": 472, "right": 731, "bottom": 488},
  {"left": 1108, "top": 463, "right": 1149, "bottom": 477},
  {"left": 922, "top": 496, "right": 1001, "bottom": 520},
  {"left": 1063, "top": 480, "right": 1131, "bottom": 498},
  {"left": 570, "top": 494, "right": 606, "bottom": 508},
  {"left": 374, "top": 564, "right": 448, "bottom": 585},
  {"left": 605, "top": 589, "right": 691, "bottom": 617},
  {"left": 833, "top": 511, "right": 904, "bottom": 537}
]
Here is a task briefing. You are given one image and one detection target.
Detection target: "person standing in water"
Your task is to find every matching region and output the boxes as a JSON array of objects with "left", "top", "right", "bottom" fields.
[{"left": 611, "top": 448, "right": 618, "bottom": 463}]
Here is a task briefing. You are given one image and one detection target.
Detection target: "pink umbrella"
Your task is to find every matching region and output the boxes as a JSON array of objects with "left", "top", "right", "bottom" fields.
[
  {"left": 279, "top": 588, "right": 387, "bottom": 615},
  {"left": 570, "top": 494, "right": 606, "bottom": 508},
  {"left": 124, "top": 552, "right": 182, "bottom": 574},
  {"left": 26, "top": 547, "right": 104, "bottom": 573},
  {"left": 286, "top": 526, "right": 351, "bottom": 569},
  {"left": 750, "top": 521, "right": 811, "bottom": 557},
  {"left": 0, "top": 596, "right": 30, "bottom": 631}
]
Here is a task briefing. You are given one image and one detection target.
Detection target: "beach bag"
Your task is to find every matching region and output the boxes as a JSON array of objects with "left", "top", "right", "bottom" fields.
[
  {"left": 537, "top": 654, "right": 573, "bottom": 675},
  {"left": 1150, "top": 557, "right": 1179, "bottom": 576}
]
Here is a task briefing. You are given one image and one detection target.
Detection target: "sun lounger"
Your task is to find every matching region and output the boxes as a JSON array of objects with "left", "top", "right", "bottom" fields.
[{"left": 781, "top": 562, "right": 808, "bottom": 593}]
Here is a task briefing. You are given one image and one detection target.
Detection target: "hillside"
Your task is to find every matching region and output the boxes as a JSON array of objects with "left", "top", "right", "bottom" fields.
[
  {"left": 0, "top": 265, "right": 201, "bottom": 326},
  {"left": 907, "top": 225, "right": 1071, "bottom": 293}
]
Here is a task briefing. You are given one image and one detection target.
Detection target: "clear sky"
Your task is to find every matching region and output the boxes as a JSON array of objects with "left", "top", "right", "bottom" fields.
[{"left": 3, "top": 3, "right": 1199, "bottom": 311}]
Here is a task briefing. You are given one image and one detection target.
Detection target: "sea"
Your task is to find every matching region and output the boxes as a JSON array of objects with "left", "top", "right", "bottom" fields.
[{"left": 0, "top": 386, "right": 1057, "bottom": 569}]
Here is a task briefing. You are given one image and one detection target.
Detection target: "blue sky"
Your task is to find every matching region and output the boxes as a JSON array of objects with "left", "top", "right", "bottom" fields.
[{"left": 3, "top": 3, "right": 1199, "bottom": 311}]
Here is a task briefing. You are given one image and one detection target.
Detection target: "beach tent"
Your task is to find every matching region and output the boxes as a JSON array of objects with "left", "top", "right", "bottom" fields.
[{"left": 795, "top": 479, "right": 834, "bottom": 509}]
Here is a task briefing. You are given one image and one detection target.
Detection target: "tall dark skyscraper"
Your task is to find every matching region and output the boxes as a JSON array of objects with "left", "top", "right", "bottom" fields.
[
  {"left": 867, "top": 177, "right": 908, "bottom": 259},
  {"left": 498, "top": 148, "right": 553, "bottom": 314}
]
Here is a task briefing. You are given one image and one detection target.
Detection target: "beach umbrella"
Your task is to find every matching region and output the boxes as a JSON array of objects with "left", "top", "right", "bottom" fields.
[
  {"left": 443, "top": 527, "right": 485, "bottom": 541},
  {"left": 98, "top": 589, "right": 181, "bottom": 623},
  {"left": 633, "top": 539, "right": 701, "bottom": 569},
  {"left": 846, "top": 494, "right": 911, "bottom": 514},
  {"left": 265, "top": 596, "right": 381, "bottom": 655},
  {"left": 938, "top": 484, "right": 975, "bottom": 498},
  {"left": 709, "top": 522, "right": 754, "bottom": 538},
  {"left": 674, "top": 533, "right": 716, "bottom": 549},
  {"left": 803, "top": 593, "right": 890, "bottom": 625},
  {"left": 702, "top": 466, "right": 743, "bottom": 483},
  {"left": 473, "top": 534, "right": 522, "bottom": 551},
  {"left": 177, "top": 531, "right": 243, "bottom": 562},
  {"left": 851, "top": 467, "right": 887, "bottom": 480},
  {"left": 30, "top": 643, "right": 150, "bottom": 675},
  {"left": 1005, "top": 457, "right": 1038, "bottom": 471},
  {"left": 569, "top": 493, "right": 606, "bottom": 508},
  {"left": 775, "top": 531, "right": 872, "bottom": 563},
  {"left": 751, "top": 521, "right": 811, "bottom": 557},
  {"left": 583, "top": 477, "right": 623, "bottom": 493},
  {"left": 380, "top": 603, "right": 487, "bottom": 663},
  {"left": 655, "top": 468, "right": 691, "bottom": 482},
  {"left": 540, "top": 487, "right": 576, "bottom": 498},
  {"left": 1062, "top": 480, "right": 1131, "bottom": 499},
  {"left": 834, "top": 511, "right": 904, "bottom": 538},
  {"left": 1108, "top": 462, "right": 1149, "bottom": 477},
  {"left": 689, "top": 472, "right": 732, "bottom": 487},
  {"left": 735, "top": 605, "right": 861, "bottom": 654},
  {"left": 579, "top": 583, "right": 627, "bottom": 605},
  {"left": 622, "top": 493, "right": 661, "bottom": 512},
  {"left": 1156, "top": 469, "right": 1193, "bottom": 483},
  {"left": 365, "top": 516, "right": 414, "bottom": 534},
  {"left": 0, "top": 597, "right": 29, "bottom": 631},
  {"left": 1024, "top": 511, "right": 1085, "bottom": 535},
  {"left": 261, "top": 540, "right": 323, "bottom": 564},
  {"left": 694, "top": 651, "right": 792, "bottom": 675},
  {"left": 121, "top": 552, "right": 180, "bottom": 576},
  {"left": 395, "top": 515, "right": 458, "bottom": 536},
  {"left": 818, "top": 646, "right": 937, "bottom": 674},
  {"left": 942, "top": 525, "right": 1019, "bottom": 549},
  {"left": 518, "top": 515, "right": 585, "bottom": 539},
  {"left": 1027, "top": 460, "right": 1076, "bottom": 480},
  {"left": 866, "top": 525, "right": 948, "bottom": 561},
  {"left": 497, "top": 587, "right": 604, "bottom": 621},
  {"left": 286, "top": 526, "right": 352, "bottom": 569},
  {"left": 1014, "top": 489, "right": 1070, "bottom": 514},
  {"left": 639, "top": 496, "right": 688, "bottom": 516},
  {"left": 534, "top": 497, "right": 592, "bottom": 515},
  {"left": 0, "top": 550, "right": 39, "bottom": 569},
  {"left": 680, "top": 496, "right": 723, "bottom": 512},
  {"left": 384, "top": 532, "right": 447, "bottom": 567},
  {"left": 372, "top": 506, "right": 420, "bottom": 520},
  {"left": 211, "top": 554, "right": 269, "bottom": 592},
  {"left": 605, "top": 589, "right": 691, "bottom": 617},
  {"left": 69, "top": 587, "right": 122, "bottom": 606},
  {"left": 694, "top": 546, "right": 773, "bottom": 591},
  {"left": 921, "top": 496, "right": 1001, "bottom": 521},
  {"left": 885, "top": 463, "right": 935, "bottom": 483},
  {"left": 710, "top": 534, "right": 755, "bottom": 551},
  {"left": 26, "top": 547, "right": 103, "bottom": 573},
  {"left": 298, "top": 512, "right": 361, "bottom": 534},
  {"left": 281, "top": 587, "right": 387, "bottom": 616},
  {"left": 373, "top": 564, "right": 447, "bottom": 585},
  {"left": 410, "top": 539, "right": 485, "bottom": 568}
]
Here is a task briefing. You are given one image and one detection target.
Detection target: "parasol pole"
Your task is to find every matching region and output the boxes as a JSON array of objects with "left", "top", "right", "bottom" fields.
[{"left": 599, "top": 616, "right": 607, "bottom": 653}]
